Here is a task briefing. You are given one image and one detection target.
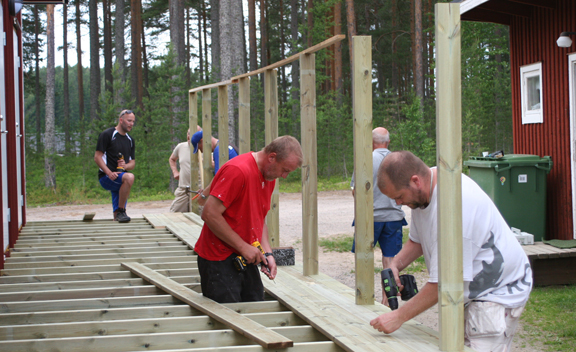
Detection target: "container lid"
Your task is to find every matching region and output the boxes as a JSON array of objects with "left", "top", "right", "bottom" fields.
[{"left": 464, "top": 154, "right": 552, "bottom": 168}]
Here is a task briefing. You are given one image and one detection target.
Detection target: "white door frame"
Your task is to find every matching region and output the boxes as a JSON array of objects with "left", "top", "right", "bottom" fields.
[
  {"left": 13, "top": 30, "right": 22, "bottom": 228},
  {"left": 569, "top": 53, "right": 576, "bottom": 239}
]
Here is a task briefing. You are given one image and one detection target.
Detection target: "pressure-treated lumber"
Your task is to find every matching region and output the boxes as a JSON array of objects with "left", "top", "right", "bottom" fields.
[
  {"left": 218, "top": 85, "right": 230, "bottom": 167},
  {"left": 231, "top": 35, "right": 346, "bottom": 82},
  {"left": 265, "top": 69, "right": 280, "bottom": 249},
  {"left": 352, "top": 36, "right": 374, "bottom": 305},
  {"left": 188, "top": 79, "right": 233, "bottom": 94},
  {"left": 238, "top": 77, "right": 251, "bottom": 154},
  {"left": 82, "top": 212, "right": 95, "bottom": 221},
  {"left": 435, "top": 3, "right": 464, "bottom": 351},
  {"left": 0, "top": 261, "right": 196, "bottom": 276},
  {"left": 122, "top": 262, "right": 294, "bottom": 349},
  {"left": 300, "top": 53, "right": 318, "bottom": 276},
  {"left": 189, "top": 91, "right": 201, "bottom": 214},
  {"left": 0, "top": 301, "right": 286, "bottom": 326},
  {"left": 202, "top": 88, "right": 214, "bottom": 186}
]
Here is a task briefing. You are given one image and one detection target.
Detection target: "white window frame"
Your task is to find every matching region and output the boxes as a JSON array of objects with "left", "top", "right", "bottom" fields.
[{"left": 520, "top": 62, "right": 544, "bottom": 124}]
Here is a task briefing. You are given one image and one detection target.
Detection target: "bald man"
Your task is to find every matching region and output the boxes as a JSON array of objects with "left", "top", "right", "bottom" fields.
[{"left": 350, "top": 127, "right": 406, "bottom": 305}]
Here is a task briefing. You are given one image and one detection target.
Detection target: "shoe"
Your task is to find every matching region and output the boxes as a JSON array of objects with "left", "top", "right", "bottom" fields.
[{"left": 116, "top": 208, "right": 131, "bottom": 223}]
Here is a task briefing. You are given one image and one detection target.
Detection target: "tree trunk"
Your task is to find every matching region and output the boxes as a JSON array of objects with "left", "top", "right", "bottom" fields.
[
  {"left": 45, "top": 5, "right": 56, "bottom": 190},
  {"left": 115, "top": 0, "right": 126, "bottom": 106},
  {"left": 210, "top": 0, "right": 220, "bottom": 81},
  {"left": 410, "top": 0, "right": 415, "bottom": 94},
  {"left": 307, "top": 0, "right": 313, "bottom": 47},
  {"left": 76, "top": 0, "right": 85, "bottom": 151},
  {"left": 89, "top": 0, "right": 101, "bottom": 121},
  {"left": 427, "top": 0, "right": 433, "bottom": 100},
  {"left": 103, "top": 0, "right": 113, "bottom": 95},
  {"left": 260, "top": 0, "right": 268, "bottom": 68},
  {"left": 198, "top": 5, "right": 203, "bottom": 82},
  {"left": 334, "top": 1, "right": 342, "bottom": 98},
  {"left": 391, "top": 0, "right": 398, "bottom": 94},
  {"left": 290, "top": 0, "right": 299, "bottom": 137},
  {"left": 203, "top": 1, "right": 208, "bottom": 81},
  {"left": 141, "top": 17, "right": 149, "bottom": 100},
  {"left": 344, "top": 0, "right": 356, "bottom": 68},
  {"left": 131, "top": 0, "right": 143, "bottom": 109},
  {"left": 248, "top": 0, "right": 257, "bottom": 71},
  {"left": 34, "top": 6, "right": 42, "bottom": 154},
  {"left": 186, "top": 6, "right": 191, "bottom": 85},
  {"left": 63, "top": 4, "right": 70, "bottom": 153},
  {"left": 414, "top": 0, "right": 423, "bottom": 110},
  {"left": 280, "top": 0, "right": 287, "bottom": 105},
  {"left": 169, "top": 0, "right": 185, "bottom": 65}
]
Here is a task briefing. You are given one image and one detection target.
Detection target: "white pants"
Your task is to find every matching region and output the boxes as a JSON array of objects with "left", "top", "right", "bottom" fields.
[{"left": 464, "top": 301, "right": 525, "bottom": 352}]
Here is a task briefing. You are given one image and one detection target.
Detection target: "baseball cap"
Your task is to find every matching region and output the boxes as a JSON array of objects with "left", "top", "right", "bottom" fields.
[{"left": 191, "top": 131, "right": 203, "bottom": 154}]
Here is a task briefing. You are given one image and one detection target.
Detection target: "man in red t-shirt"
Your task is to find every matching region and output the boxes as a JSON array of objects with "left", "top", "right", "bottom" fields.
[{"left": 194, "top": 136, "right": 303, "bottom": 303}]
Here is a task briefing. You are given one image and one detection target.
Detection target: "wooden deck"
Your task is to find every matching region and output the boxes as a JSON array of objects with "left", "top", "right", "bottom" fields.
[
  {"left": 0, "top": 213, "right": 471, "bottom": 352},
  {"left": 523, "top": 242, "right": 576, "bottom": 286}
]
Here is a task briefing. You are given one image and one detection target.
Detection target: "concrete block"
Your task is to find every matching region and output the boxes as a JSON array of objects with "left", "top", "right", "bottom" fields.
[{"left": 272, "top": 247, "right": 295, "bottom": 266}]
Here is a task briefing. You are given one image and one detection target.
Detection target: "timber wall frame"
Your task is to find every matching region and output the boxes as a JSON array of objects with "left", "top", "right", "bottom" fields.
[{"left": 188, "top": 4, "right": 464, "bottom": 350}]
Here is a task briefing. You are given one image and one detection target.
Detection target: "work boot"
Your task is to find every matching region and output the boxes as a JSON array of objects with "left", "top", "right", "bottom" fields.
[{"left": 116, "top": 208, "right": 131, "bottom": 223}]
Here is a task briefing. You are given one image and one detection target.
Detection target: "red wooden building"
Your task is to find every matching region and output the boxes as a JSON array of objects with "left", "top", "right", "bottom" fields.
[
  {"left": 0, "top": 0, "right": 66, "bottom": 269},
  {"left": 459, "top": 0, "right": 576, "bottom": 240}
]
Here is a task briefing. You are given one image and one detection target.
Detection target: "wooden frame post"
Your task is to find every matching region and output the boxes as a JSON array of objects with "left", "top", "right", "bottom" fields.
[
  {"left": 352, "top": 36, "right": 374, "bottom": 305},
  {"left": 436, "top": 3, "right": 464, "bottom": 350},
  {"left": 189, "top": 92, "right": 200, "bottom": 214},
  {"left": 202, "top": 88, "right": 213, "bottom": 187},
  {"left": 218, "top": 85, "right": 229, "bottom": 167},
  {"left": 239, "top": 77, "right": 251, "bottom": 154},
  {"left": 264, "top": 69, "right": 279, "bottom": 248},
  {"left": 300, "top": 53, "right": 318, "bottom": 276}
]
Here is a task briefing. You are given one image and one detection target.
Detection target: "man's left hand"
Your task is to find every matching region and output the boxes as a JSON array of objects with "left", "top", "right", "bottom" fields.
[
  {"left": 370, "top": 311, "right": 404, "bottom": 334},
  {"left": 261, "top": 255, "right": 277, "bottom": 280}
]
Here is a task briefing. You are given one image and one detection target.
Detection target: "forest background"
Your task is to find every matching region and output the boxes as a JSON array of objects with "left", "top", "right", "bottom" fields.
[{"left": 23, "top": 0, "right": 512, "bottom": 206}]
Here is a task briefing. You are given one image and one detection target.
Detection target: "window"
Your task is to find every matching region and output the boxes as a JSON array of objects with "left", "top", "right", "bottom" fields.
[{"left": 521, "top": 62, "right": 543, "bottom": 124}]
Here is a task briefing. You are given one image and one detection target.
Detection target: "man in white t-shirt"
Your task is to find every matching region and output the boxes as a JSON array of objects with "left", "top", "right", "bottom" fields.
[
  {"left": 168, "top": 130, "right": 193, "bottom": 212},
  {"left": 370, "top": 151, "right": 532, "bottom": 351}
]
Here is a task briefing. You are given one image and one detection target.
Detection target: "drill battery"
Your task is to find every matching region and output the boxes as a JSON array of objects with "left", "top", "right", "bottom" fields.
[
  {"left": 380, "top": 268, "right": 419, "bottom": 310},
  {"left": 233, "top": 241, "right": 270, "bottom": 274}
]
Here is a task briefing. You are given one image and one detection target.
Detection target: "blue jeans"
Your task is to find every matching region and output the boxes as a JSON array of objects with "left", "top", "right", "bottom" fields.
[
  {"left": 352, "top": 218, "right": 407, "bottom": 257},
  {"left": 99, "top": 173, "right": 128, "bottom": 212}
]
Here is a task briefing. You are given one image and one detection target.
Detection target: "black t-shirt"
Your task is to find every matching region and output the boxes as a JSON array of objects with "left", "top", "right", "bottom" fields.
[{"left": 95, "top": 127, "right": 136, "bottom": 179}]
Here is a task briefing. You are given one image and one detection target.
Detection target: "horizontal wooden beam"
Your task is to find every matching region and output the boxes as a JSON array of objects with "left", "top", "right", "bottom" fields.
[
  {"left": 461, "top": 8, "right": 511, "bottom": 25},
  {"left": 122, "top": 262, "right": 294, "bottom": 349},
  {"left": 188, "top": 79, "right": 233, "bottom": 94},
  {"left": 3, "top": 254, "right": 197, "bottom": 269},
  {"left": 0, "top": 312, "right": 303, "bottom": 340},
  {"left": 0, "top": 301, "right": 285, "bottom": 326},
  {"left": 477, "top": 0, "right": 532, "bottom": 18},
  {"left": 9, "top": 245, "right": 187, "bottom": 257},
  {"left": 11, "top": 241, "right": 181, "bottom": 252},
  {"left": 0, "top": 261, "right": 196, "bottom": 276},
  {"left": 231, "top": 35, "right": 345, "bottom": 82},
  {"left": 7, "top": 249, "right": 193, "bottom": 263}
]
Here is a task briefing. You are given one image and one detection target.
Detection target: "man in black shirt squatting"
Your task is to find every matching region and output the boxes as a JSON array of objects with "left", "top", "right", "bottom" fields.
[{"left": 94, "top": 109, "right": 136, "bottom": 222}]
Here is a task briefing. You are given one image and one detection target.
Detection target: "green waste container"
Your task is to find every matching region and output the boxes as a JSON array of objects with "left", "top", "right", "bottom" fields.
[{"left": 463, "top": 154, "right": 553, "bottom": 241}]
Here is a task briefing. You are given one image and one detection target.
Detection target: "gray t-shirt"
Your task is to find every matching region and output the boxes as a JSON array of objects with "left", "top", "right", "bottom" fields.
[{"left": 351, "top": 148, "right": 405, "bottom": 222}]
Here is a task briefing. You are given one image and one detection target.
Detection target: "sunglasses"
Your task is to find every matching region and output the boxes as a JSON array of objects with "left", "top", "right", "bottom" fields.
[{"left": 119, "top": 110, "right": 134, "bottom": 118}]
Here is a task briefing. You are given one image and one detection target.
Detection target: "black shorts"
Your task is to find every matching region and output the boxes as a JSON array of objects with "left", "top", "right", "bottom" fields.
[{"left": 197, "top": 254, "right": 264, "bottom": 303}]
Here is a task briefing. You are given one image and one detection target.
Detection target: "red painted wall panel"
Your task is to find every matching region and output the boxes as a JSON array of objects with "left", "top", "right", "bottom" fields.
[{"left": 509, "top": 0, "right": 576, "bottom": 240}]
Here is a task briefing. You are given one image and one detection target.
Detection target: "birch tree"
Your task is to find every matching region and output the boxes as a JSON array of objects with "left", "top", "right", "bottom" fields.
[{"left": 44, "top": 5, "right": 56, "bottom": 189}]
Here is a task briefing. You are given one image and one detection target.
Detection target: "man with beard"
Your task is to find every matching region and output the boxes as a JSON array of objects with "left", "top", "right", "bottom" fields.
[{"left": 370, "top": 151, "right": 532, "bottom": 351}]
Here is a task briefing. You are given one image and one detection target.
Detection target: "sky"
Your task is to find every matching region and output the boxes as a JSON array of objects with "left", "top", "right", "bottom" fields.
[{"left": 31, "top": 1, "right": 254, "bottom": 69}]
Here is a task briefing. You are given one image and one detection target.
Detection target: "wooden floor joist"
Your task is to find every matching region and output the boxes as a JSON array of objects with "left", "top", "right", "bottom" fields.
[{"left": 0, "top": 214, "right": 459, "bottom": 351}]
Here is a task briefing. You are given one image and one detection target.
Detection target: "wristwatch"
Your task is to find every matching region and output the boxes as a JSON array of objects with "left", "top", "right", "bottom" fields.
[
  {"left": 264, "top": 252, "right": 274, "bottom": 257},
  {"left": 200, "top": 193, "right": 207, "bottom": 200}
]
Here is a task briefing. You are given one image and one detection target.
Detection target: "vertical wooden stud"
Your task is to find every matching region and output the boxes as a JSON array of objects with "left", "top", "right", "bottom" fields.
[
  {"left": 218, "top": 85, "right": 229, "bottom": 167},
  {"left": 202, "top": 88, "right": 213, "bottom": 187},
  {"left": 264, "top": 69, "right": 279, "bottom": 248},
  {"left": 300, "top": 53, "right": 318, "bottom": 276},
  {"left": 352, "top": 36, "right": 374, "bottom": 305},
  {"left": 239, "top": 77, "right": 251, "bottom": 154},
  {"left": 189, "top": 92, "right": 200, "bottom": 214},
  {"left": 436, "top": 3, "right": 464, "bottom": 351}
]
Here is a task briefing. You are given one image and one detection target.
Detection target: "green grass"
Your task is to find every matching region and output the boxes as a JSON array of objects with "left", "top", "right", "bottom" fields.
[
  {"left": 319, "top": 234, "right": 354, "bottom": 253},
  {"left": 520, "top": 285, "right": 576, "bottom": 351},
  {"left": 279, "top": 175, "right": 352, "bottom": 193}
]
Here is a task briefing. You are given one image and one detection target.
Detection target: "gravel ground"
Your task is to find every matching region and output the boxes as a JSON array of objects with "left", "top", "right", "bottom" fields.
[{"left": 26, "top": 190, "right": 542, "bottom": 351}]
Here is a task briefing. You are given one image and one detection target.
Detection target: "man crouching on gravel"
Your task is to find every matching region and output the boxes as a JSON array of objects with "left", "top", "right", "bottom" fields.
[{"left": 370, "top": 151, "right": 532, "bottom": 351}]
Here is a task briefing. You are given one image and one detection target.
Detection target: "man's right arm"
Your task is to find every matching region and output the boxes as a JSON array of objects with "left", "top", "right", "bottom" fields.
[
  {"left": 169, "top": 150, "right": 179, "bottom": 180},
  {"left": 390, "top": 239, "right": 423, "bottom": 284},
  {"left": 94, "top": 150, "right": 117, "bottom": 181}
]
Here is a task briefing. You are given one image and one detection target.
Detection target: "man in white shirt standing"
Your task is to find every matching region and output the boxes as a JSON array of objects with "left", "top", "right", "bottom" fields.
[{"left": 370, "top": 150, "right": 532, "bottom": 352}]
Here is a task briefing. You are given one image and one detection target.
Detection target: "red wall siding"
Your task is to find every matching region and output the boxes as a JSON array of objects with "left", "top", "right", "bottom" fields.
[{"left": 510, "top": 0, "right": 576, "bottom": 240}]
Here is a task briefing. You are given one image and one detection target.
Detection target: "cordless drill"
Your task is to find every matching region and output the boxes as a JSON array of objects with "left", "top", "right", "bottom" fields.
[
  {"left": 117, "top": 152, "right": 126, "bottom": 172},
  {"left": 233, "top": 241, "right": 271, "bottom": 276},
  {"left": 380, "top": 268, "right": 419, "bottom": 310}
]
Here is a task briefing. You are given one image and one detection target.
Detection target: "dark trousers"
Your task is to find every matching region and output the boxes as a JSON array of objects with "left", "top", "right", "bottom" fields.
[{"left": 197, "top": 254, "right": 264, "bottom": 303}]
